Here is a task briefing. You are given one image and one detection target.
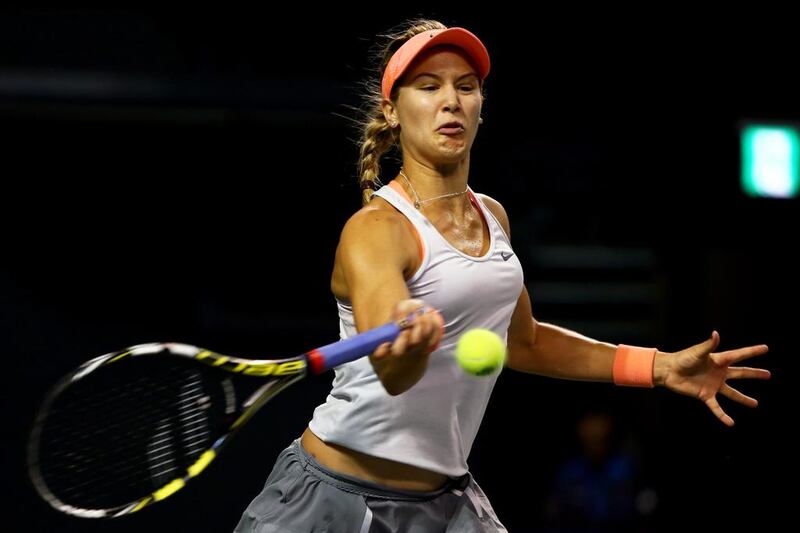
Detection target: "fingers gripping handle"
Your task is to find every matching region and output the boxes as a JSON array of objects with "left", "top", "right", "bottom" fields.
[{"left": 305, "top": 309, "right": 436, "bottom": 374}]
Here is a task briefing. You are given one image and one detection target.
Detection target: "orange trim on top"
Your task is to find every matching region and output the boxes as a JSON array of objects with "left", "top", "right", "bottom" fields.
[
  {"left": 389, "top": 179, "right": 414, "bottom": 205},
  {"left": 467, "top": 189, "right": 489, "bottom": 228},
  {"left": 388, "top": 180, "right": 425, "bottom": 271},
  {"left": 467, "top": 189, "right": 493, "bottom": 257}
]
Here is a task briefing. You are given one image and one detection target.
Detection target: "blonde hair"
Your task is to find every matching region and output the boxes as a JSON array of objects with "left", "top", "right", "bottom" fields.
[{"left": 355, "top": 19, "right": 448, "bottom": 206}]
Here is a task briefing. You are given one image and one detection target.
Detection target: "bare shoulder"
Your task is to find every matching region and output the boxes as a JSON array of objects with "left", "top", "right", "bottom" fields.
[
  {"left": 330, "top": 195, "right": 418, "bottom": 307},
  {"left": 336, "top": 197, "right": 417, "bottom": 276},
  {"left": 475, "top": 193, "right": 511, "bottom": 240},
  {"left": 341, "top": 196, "right": 412, "bottom": 244}
]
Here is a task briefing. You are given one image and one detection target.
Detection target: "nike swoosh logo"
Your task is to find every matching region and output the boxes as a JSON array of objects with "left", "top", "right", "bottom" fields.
[{"left": 501, "top": 251, "right": 514, "bottom": 261}]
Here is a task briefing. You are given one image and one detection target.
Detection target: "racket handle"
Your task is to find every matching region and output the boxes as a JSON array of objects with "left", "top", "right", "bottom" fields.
[{"left": 306, "top": 309, "right": 433, "bottom": 374}]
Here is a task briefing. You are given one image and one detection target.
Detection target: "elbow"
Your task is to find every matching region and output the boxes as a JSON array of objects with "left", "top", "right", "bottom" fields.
[
  {"left": 370, "top": 352, "right": 429, "bottom": 395},
  {"left": 372, "top": 362, "right": 421, "bottom": 396},
  {"left": 505, "top": 340, "right": 537, "bottom": 373},
  {"left": 382, "top": 381, "right": 410, "bottom": 396},
  {"left": 376, "top": 369, "right": 414, "bottom": 395}
]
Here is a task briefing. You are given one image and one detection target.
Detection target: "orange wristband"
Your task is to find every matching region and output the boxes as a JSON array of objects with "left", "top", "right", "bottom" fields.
[{"left": 613, "top": 345, "right": 656, "bottom": 387}]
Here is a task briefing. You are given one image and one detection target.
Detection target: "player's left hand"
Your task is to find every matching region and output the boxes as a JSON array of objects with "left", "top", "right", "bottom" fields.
[{"left": 658, "top": 332, "right": 770, "bottom": 426}]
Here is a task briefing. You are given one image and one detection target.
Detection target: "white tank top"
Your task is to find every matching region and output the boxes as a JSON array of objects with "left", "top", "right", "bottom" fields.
[{"left": 308, "top": 180, "right": 524, "bottom": 476}]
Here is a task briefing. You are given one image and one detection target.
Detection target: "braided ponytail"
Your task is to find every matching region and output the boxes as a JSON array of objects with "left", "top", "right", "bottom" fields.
[{"left": 355, "top": 19, "right": 448, "bottom": 206}]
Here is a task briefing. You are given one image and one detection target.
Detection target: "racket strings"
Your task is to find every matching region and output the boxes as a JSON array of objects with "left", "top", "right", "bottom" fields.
[
  {"left": 34, "top": 357, "right": 224, "bottom": 510},
  {"left": 176, "top": 372, "right": 212, "bottom": 456},
  {"left": 144, "top": 374, "right": 212, "bottom": 484},
  {"left": 40, "top": 375, "right": 179, "bottom": 490}
]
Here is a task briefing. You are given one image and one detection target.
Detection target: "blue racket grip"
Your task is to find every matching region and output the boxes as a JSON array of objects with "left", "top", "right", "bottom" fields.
[{"left": 306, "top": 309, "right": 430, "bottom": 374}]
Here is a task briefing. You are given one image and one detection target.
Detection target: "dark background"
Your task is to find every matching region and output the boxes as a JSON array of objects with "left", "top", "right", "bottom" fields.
[{"left": 2, "top": 7, "right": 795, "bottom": 532}]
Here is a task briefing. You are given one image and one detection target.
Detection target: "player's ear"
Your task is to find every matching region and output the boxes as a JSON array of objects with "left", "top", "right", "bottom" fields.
[{"left": 382, "top": 99, "right": 398, "bottom": 129}]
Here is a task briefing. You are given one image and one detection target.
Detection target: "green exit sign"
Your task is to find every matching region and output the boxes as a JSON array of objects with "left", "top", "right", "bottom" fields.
[{"left": 741, "top": 124, "right": 799, "bottom": 198}]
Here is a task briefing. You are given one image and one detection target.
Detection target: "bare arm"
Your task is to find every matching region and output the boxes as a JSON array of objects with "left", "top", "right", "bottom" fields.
[
  {"left": 478, "top": 193, "right": 622, "bottom": 380},
  {"left": 506, "top": 284, "right": 770, "bottom": 426},
  {"left": 480, "top": 193, "right": 771, "bottom": 425},
  {"left": 336, "top": 207, "right": 440, "bottom": 395},
  {"left": 505, "top": 285, "right": 617, "bottom": 379}
]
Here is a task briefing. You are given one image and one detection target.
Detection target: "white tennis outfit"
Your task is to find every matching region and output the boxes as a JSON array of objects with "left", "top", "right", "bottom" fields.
[
  {"left": 237, "top": 181, "right": 523, "bottom": 532},
  {"left": 309, "top": 180, "right": 524, "bottom": 477}
]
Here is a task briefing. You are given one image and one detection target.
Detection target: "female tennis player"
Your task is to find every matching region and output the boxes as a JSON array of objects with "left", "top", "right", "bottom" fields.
[{"left": 235, "top": 19, "right": 770, "bottom": 532}]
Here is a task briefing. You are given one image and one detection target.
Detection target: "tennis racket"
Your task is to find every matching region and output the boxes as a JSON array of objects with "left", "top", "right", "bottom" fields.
[{"left": 27, "top": 309, "right": 431, "bottom": 518}]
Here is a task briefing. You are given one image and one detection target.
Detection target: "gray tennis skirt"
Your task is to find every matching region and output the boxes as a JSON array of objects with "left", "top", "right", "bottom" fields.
[{"left": 234, "top": 437, "right": 507, "bottom": 532}]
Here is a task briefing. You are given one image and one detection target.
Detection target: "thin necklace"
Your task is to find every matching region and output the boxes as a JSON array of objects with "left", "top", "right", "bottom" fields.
[{"left": 398, "top": 169, "right": 468, "bottom": 210}]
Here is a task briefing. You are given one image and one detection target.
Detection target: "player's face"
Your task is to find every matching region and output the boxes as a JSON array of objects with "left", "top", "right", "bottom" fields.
[{"left": 393, "top": 47, "right": 483, "bottom": 166}]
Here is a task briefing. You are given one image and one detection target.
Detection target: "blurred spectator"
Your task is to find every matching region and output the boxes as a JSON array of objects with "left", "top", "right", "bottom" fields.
[{"left": 544, "top": 410, "right": 655, "bottom": 532}]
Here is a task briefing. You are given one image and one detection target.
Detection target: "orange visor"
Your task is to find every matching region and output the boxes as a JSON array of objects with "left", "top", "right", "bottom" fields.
[{"left": 381, "top": 27, "right": 490, "bottom": 100}]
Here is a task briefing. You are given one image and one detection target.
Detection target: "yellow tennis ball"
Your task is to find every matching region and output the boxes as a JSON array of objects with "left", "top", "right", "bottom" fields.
[{"left": 455, "top": 329, "right": 506, "bottom": 376}]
